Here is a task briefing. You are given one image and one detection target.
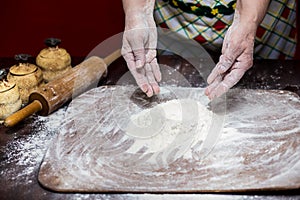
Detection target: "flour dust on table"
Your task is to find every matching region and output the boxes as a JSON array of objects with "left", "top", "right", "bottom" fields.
[
  {"left": 38, "top": 86, "right": 300, "bottom": 192},
  {"left": 0, "top": 107, "right": 66, "bottom": 188}
]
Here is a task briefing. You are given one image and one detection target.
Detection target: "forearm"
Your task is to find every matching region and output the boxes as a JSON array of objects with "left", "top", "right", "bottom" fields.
[
  {"left": 122, "top": 0, "right": 156, "bottom": 29},
  {"left": 234, "top": 0, "right": 270, "bottom": 26}
]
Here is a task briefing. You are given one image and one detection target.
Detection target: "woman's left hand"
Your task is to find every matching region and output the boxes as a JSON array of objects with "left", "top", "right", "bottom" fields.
[
  {"left": 205, "top": 0, "right": 270, "bottom": 100},
  {"left": 205, "top": 19, "right": 256, "bottom": 100}
]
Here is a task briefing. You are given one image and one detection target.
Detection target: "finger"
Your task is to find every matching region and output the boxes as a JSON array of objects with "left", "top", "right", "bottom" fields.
[
  {"left": 144, "top": 63, "right": 159, "bottom": 97},
  {"left": 150, "top": 82, "right": 160, "bottom": 96},
  {"left": 219, "top": 57, "right": 253, "bottom": 89},
  {"left": 207, "top": 82, "right": 229, "bottom": 100},
  {"left": 208, "top": 66, "right": 247, "bottom": 100},
  {"left": 135, "top": 68, "right": 151, "bottom": 94},
  {"left": 123, "top": 53, "right": 150, "bottom": 93},
  {"left": 145, "top": 49, "right": 161, "bottom": 82},
  {"left": 122, "top": 52, "right": 136, "bottom": 72},
  {"left": 207, "top": 54, "right": 235, "bottom": 84},
  {"left": 150, "top": 58, "right": 161, "bottom": 82},
  {"left": 205, "top": 75, "right": 223, "bottom": 98},
  {"left": 208, "top": 35, "right": 248, "bottom": 84}
]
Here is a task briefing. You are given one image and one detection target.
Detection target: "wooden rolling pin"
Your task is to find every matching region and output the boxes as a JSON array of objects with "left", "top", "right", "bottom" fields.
[{"left": 4, "top": 49, "right": 121, "bottom": 127}]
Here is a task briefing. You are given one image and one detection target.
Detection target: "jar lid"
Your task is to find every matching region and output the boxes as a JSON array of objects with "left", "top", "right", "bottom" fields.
[
  {"left": 0, "top": 80, "right": 15, "bottom": 93},
  {"left": 9, "top": 63, "right": 38, "bottom": 76}
]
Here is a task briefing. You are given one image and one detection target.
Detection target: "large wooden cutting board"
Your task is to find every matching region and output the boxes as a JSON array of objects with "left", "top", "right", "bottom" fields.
[{"left": 38, "top": 86, "right": 300, "bottom": 192}]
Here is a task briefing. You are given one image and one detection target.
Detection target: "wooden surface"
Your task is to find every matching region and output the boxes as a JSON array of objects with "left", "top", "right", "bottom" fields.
[
  {"left": 38, "top": 86, "right": 300, "bottom": 192},
  {"left": 1, "top": 56, "right": 300, "bottom": 199}
]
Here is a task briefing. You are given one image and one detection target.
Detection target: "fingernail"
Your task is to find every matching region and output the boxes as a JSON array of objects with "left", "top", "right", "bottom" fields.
[
  {"left": 141, "top": 84, "right": 148, "bottom": 93},
  {"left": 204, "top": 87, "right": 209, "bottom": 96},
  {"left": 153, "top": 86, "right": 160, "bottom": 95},
  {"left": 146, "top": 89, "right": 153, "bottom": 97}
]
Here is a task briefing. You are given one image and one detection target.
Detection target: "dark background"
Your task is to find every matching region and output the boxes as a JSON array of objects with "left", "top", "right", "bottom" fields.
[
  {"left": 0, "top": 0, "right": 299, "bottom": 58},
  {"left": 0, "top": 0, "right": 125, "bottom": 57}
]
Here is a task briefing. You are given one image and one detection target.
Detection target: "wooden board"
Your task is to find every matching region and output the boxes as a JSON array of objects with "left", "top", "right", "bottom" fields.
[{"left": 38, "top": 86, "right": 300, "bottom": 192}]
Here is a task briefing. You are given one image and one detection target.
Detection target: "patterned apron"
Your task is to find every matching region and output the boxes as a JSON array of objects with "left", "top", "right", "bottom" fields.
[{"left": 154, "top": 0, "right": 297, "bottom": 59}]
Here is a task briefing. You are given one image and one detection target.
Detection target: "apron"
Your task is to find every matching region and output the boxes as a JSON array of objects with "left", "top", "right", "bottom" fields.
[{"left": 154, "top": 0, "right": 297, "bottom": 59}]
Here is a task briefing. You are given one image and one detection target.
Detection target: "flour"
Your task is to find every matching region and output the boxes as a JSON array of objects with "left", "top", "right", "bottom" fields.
[
  {"left": 0, "top": 107, "right": 66, "bottom": 185},
  {"left": 18, "top": 87, "right": 300, "bottom": 193},
  {"left": 125, "top": 99, "right": 213, "bottom": 162}
]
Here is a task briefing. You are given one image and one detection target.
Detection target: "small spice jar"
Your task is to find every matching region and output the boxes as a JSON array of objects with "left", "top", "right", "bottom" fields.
[
  {"left": 7, "top": 54, "right": 43, "bottom": 104},
  {"left": 36, "top": 38, "right": 72, "bottom": 82},
  {"left": 0, "top": 79, "right": 22, "bottom": 119}
]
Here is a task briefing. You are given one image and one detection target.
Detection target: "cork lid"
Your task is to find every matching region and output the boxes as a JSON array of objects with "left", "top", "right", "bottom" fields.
[
  {"left": 0, "top": 80, "right": 15, "bottom": 93},
  {"left": 38, "top": 38, "right": 70, "bottom": 59},
  {"left": 9, "top": 63, "right": 38, "bottom": 76}
]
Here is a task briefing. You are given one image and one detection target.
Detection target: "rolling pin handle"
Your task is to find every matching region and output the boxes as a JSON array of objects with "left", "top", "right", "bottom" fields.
[
  {"left": 4, "top": 100, "right": 43, "bottom": 127},
  {"left": 103, "top": 49, "right": 122, "bottom": 66}
]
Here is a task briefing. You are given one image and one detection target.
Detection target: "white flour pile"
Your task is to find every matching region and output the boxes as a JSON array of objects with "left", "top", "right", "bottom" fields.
[{"left": 125, "top": 99, "right": 213, "bottom": 162}]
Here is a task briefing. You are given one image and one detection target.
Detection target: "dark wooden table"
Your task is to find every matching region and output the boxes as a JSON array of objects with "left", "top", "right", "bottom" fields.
[{"left": 0, "top": 55, "right": 299, "bottom": 200}]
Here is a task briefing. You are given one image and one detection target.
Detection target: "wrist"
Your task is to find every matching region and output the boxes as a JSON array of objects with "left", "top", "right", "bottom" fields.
[
  {"left": 229, "top": 14, "right": 257, "bottom": 41},
  {"left": 235, "top": 11, "right": 262, "bottom": 27},
  {"left": 234, "top": 0, "right": 270, "bottom": 26},
  {"left": 125, "top": 12, "right": 156, "bottom": 30},
  {"left": 232, "top": 11, "right": 259, "bottom": 33},
  {"left": 123, "top": 0, "right": 155, "bottom": 16}
]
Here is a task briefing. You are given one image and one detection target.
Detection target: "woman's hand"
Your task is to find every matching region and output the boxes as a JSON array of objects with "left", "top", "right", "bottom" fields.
[
  {"left": 205, "top": 20, "right": 255, "bottom": 99},
  {"left": 122, "top": 0, "right": 161, "bottom": 97},
  {"left": 205, "top": 0, "right": 270, "bottom": 100}
]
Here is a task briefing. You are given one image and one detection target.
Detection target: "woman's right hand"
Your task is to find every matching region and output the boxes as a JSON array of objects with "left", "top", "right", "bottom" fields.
[{"left": 121, "top": 3, "right": 161, "bottom": 97}]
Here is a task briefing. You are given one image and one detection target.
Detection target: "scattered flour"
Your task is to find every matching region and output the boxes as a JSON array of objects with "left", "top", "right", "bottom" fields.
[{"left": 0, "top": 107, "right": 66, "bottom": 185}]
